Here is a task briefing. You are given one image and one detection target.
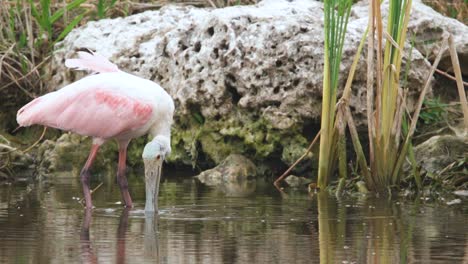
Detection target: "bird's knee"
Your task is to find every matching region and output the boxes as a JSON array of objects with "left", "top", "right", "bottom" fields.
[
  {"left": 80, "top": 171, "right": 91, "bottom": 185},
  {"left": 117, "top": 176, "right": 129, "bottom": 190}
]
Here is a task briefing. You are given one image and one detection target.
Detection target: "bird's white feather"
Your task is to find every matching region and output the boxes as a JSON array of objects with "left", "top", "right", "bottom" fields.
[{"left": 65, "top": 51, "right": 119, "bottom": 73}]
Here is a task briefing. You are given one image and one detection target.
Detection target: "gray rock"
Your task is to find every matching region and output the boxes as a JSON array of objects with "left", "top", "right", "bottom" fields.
[
  {"left": 48, "top": 0, "right": 443, "bottom": 170},
  {"left": 446, "top": 198, "right": 461, "bottom": 206},
  {"left": 284, "top": 175, "right": 312, "bottom": 188},
  {"left": 195, "top": 154, "right": 257, "bottom": 197},
  {"left": 195, "top": 154, "right": 257, "bottom": 185},
  {"left": 453, "top": 190, "right": 468, "bottom": 197},
  {"left": 413, "top": 134, "right": 468, "bottom": 174},
  {"left": 0, "top": 139, "right": 40, "bottom": 180},
  {"left": 352, "top": 0, "right": 468, "bottom": 75},
  {"left": 36, "top": 133, "right": 119, "bottom": 172}
]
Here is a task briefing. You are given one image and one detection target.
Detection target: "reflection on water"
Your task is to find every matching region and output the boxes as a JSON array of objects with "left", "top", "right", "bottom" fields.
[
  {"left": 80, "top": 209, "right": 96, "bottom": 264},
  {"left": 0, "top": 172, "right": 467, "bottom": 263}
]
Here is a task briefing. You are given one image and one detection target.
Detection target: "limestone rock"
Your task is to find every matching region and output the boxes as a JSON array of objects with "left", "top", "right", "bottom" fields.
[
  {"left": 48, "top": 0, "right": 438, "bottom": 170},
  {"left": 195, "top": 154, "right": 257, "bottom": 186},
  {"left": 0, "top": 143, "right": 34, "bottom": 179},
  {"left": 36, "top": 133, "right": 119, "bottom": 172},
  {"left": 352, "top": 0, "right": 468, "bottom": 75},
  {"left": 284, "top": 175, "right": 312, "bottom": 188},
  {"left": 36, "top": 133, "right": 92, "bottom": 172},
  {"left": 413, "top": 134, "right": 468, "bottom": 174}
]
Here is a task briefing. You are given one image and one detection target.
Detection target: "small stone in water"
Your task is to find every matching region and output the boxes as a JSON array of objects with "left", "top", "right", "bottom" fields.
[
  {"left": 446, "top": 199, "right": 461, "bottom": 205},
  {"left": 115, "top": 201, "right": 122, "bottom": 205},
  {"left": 453, "top": 190, "right": 468, "bottom": 197}
]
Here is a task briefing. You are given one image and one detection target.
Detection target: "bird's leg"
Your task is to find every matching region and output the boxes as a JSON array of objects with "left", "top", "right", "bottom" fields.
[
  {"left": 80, "top": 144, "right": 100, "bottom": 209},
  {"left": 117, "top": 142, "right": 133, "bottom": 208}
]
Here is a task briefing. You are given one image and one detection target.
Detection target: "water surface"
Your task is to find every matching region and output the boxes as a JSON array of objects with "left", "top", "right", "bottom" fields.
[{"left": 0, "top": 171, "right": 467, "bottom": 263}]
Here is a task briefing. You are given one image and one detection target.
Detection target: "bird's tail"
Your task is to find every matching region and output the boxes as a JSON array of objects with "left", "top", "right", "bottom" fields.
[
  {"left": 65, "top": 51, "right": 119, "bottom": 73},
  {"left": 17, "top": 97, "right": 42, "bottom": 127}
]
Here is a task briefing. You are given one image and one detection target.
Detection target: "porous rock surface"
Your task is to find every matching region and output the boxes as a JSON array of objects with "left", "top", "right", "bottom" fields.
[
  {"left": 412, "top": 134, "right": 468, "bottom": 174},
  {"left": 195, "top": 154, "right": 257, "bottom": 186},
  {"left": 195, "top": 154, "right": 257, "bottom": 197},
  {"left": 352, "top": 0, "right": 468, "bottom": 75},
  {"left": 48, "top": 0, "right": 459, "bottom": 172}
]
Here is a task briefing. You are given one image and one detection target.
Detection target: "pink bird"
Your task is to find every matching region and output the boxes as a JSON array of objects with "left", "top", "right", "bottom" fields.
[{"left": 17, "top": 51, "right": 174, "bottom": 212}]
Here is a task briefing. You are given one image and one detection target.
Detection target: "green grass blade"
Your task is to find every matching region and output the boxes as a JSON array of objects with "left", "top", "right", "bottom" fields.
[
  {"left": 50, "top": 0, "right": 87, "bottom": 24},
  {"left": 41, "top": 0, "right": 52, "bottom": 36},
  {"left": 28, "top": 0, "right": 41, "bottom": 26},
  {"left": 54, "top": 13, "right": 84, "bottom": 43},
  {"left": 97, "top": 0, "right": 105, "bottom": 19}
]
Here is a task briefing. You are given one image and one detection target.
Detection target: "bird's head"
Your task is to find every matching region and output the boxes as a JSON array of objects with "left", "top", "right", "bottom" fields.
[{"left": 142, "top": 135, "right": 171, "bottom": 213}]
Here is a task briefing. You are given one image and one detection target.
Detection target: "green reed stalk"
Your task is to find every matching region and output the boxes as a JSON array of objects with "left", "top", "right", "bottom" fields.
[
  {"left": 367, "top": 0, "right": 412, "bottom": 191},
  {"left": 317, "top": 0, "right": 352, "bottom": 189},
  {"left": 448, "top": 35, "right": 468, "bottom": 133}
]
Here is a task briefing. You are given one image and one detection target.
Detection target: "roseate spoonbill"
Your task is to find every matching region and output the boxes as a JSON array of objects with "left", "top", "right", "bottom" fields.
[{"left": 17, "top": 51, "right": 174, "bottom": 212}]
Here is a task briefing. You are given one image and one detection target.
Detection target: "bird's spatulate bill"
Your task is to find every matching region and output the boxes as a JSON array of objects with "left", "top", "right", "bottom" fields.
[{"left": 144, "top": 158, "right": 163, "bottom": 214}]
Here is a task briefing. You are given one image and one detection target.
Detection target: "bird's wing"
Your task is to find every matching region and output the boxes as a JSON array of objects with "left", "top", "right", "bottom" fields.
[
  {"left": 65, "top": 51, "right": 119, "bottom": 73},
  {"left": 17, "top": 86, "right": 153, "bottom": 139}
]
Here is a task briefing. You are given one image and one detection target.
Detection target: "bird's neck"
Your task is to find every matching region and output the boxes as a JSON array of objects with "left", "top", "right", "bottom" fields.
[
  {"left": 150, "top": 126, "right": 170, "bottom": 142},
  {"left": 149, "top": 119, "right": 171, "bottom": 141}
]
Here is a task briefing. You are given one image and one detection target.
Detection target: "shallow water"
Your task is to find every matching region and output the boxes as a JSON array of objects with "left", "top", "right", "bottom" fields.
[{"left": 0, "top": 171, "right": 467, "bottom": 264}]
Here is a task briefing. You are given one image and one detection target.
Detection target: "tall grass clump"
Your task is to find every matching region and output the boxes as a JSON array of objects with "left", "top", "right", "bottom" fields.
[
  {"left": 363, "top": 0, "right": 413, "bottom": 191},
  {"left": 0, "top": 0, "right": 88, "bottom": 105},
  {"left": 342, "top": 0, "right": 467, "bottom": 193},
  {"left": 317, "top": 0, "right": 353, "bottom": 189}
]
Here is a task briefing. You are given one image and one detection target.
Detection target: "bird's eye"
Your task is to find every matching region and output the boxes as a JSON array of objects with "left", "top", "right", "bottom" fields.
[{"left": 156, "top": 155, "right": 161, "bottom": 160}]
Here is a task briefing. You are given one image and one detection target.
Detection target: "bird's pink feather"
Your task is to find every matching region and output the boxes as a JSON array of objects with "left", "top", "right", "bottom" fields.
[
  {"left": 65, "top": 51, "right": 119, "bottom": 73},
  {"left": 17, "top": 88, "right": 153, "bottom": 139}
]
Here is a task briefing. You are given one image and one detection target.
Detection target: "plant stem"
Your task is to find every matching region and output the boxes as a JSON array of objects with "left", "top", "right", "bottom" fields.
[{"left": 448, "top": 35, "right": 468, "bottom": 134}]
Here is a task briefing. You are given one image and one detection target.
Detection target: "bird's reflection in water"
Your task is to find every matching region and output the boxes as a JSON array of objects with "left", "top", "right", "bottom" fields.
[
  {"left": 80, "top": 209, "right": 98, "bottom": 264},
  {"left": 116, "top": 208, "right": 130, "bottom": 264},
  {"left": 80, "top": 208, "right": 160, "bottom": 264},
  {"left": 144, "top": 214, "right": 160, "bottom": 261}
]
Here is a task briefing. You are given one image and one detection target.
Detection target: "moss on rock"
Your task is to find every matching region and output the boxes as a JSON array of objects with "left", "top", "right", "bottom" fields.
[
  {"left": 36, "top": 133, "right": 149, "bottom": 173},
  {"left": 169, "top": 109, "right": 313, "bottom": 174}
]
